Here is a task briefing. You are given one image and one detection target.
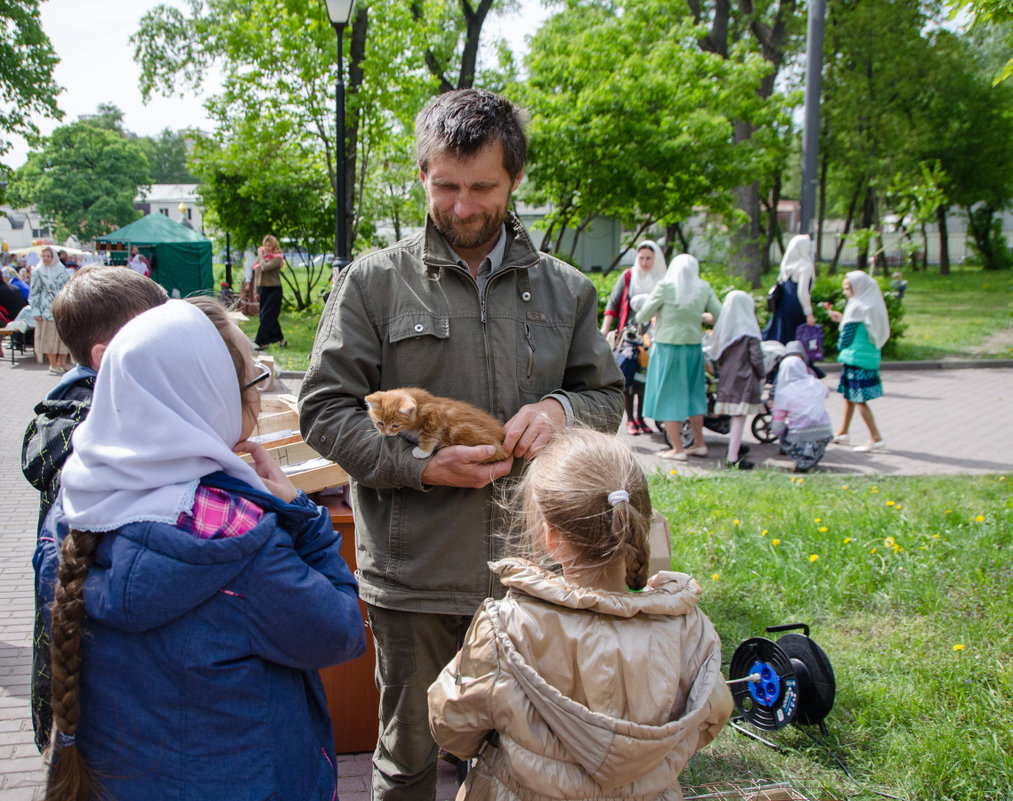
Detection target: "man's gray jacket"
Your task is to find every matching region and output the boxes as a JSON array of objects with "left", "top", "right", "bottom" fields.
[{"left": 299, "top": 213, "right": 624, "bottom": 615}]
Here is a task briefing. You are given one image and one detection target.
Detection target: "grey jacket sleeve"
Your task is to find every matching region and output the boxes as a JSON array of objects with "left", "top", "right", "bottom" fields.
[
  {"left": 551, "top": 275, "right": 625, "bottom": 433},
  {"left": 298, "top": 266, "right": 429, "bottom": 491}
]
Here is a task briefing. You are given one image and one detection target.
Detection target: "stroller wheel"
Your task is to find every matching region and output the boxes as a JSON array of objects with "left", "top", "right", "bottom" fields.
[
  {"left": 751, "top": 412, "right": 777, "bottom": 444},
  {"left": 680, "top": 421, "right": 694, "bottom": 449}
]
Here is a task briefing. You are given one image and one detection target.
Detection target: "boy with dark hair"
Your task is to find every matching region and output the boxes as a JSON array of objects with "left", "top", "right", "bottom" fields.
[{"left": 21, "top": 265, "right": 168, "bottom": 752}]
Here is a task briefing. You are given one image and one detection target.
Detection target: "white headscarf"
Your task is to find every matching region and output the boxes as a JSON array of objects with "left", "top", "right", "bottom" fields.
[
  {"left": 841, "top": 270, "right": 890, "bottom": 350},
  {"left": 37, "top": 247, "right": 63, "bottom": 281},
  {"left": 61, "top": 300, "right": 267, "bottom": 532},
  {"left": 777, "top": 235, "right": 814, "bottom": 283},
  {"left": 772, "top": 356, "right": 831, "bottom": 432},
  {"left": 707, "top": 289, "right": 761, "bottom": 360},
  {"left": 660, "top": 253, "right": 703, "bottom": 309},
  {"left": 628, "top": 241, "right": 667, "bottom": 311}
]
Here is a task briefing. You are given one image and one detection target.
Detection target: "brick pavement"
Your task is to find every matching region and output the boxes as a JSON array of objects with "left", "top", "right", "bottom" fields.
[{"left": 1, "top": 347, "right": 1009, "bottom": 799}]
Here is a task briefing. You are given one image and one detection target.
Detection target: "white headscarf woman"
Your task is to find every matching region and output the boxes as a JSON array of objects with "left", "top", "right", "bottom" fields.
[
  {"left": 772, "top": 355, "right": 832, "bottom": 438},
  {"left": 661, "top": 253, "right": 703, "bottom": 309},
  {"left": 841, "top": 270, "right": 890, "bottom": 349},
  {"left": 777, "top": 235, "right": 815, "bottom": 316},
  {"left": 707, "top": 290, "right": 761, "bottom": 360},
  {"left": 61, "top": 300, "right": 267, "bottom": 532},
  {"left": 628, "top": 241, "right": 667, "bottom": 312}
]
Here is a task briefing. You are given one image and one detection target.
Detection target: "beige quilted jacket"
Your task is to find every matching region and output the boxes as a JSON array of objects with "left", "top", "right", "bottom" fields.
[{"left": 428, "top": 559, "right": 733, "bottom": 801}]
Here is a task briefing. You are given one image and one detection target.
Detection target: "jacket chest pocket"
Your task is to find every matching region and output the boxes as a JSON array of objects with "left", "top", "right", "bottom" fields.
[
  {"left": 382, "top": 313, "right": 453, "bottom": 388},
  {"left": 516, "top": 311, "right": 571, "bottom": 399}
]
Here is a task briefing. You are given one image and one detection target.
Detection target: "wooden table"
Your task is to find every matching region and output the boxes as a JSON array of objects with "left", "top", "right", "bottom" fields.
[{"left": 316, "top": 494, "right": 381, "bottom": 755}]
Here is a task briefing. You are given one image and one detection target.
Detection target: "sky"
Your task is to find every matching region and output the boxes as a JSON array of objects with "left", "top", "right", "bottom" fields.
[{"left": 5, "top": 0, "right": 549, "bottom": 170}]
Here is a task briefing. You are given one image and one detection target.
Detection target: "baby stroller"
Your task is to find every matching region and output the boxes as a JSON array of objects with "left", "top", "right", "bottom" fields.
[{"left": 674, "top": 339, "right": 784, "bottom": 448}]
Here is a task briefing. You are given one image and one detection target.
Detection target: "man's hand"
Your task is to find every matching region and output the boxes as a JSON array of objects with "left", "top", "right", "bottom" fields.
[
  {"left": 502, "top": 398, "right": 566, "bottom": 460},
  {"left": 421, "top": 445, "right": 514, "bottom": 489}
]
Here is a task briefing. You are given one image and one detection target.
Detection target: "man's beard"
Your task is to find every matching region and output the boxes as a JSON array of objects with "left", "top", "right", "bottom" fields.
[{"left": 430, "top": 203, "right": 508, "bottom": 251}]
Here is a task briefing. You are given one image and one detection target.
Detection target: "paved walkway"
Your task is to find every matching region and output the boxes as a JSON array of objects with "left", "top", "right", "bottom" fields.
[{"left": 1, "top": 348, "right": 1010, "bottom": 799}]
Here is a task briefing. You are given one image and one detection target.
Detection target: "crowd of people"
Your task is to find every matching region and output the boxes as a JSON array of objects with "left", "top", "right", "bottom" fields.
[{"left": 16, "top": 88, "right": 897, "bottom": 801}]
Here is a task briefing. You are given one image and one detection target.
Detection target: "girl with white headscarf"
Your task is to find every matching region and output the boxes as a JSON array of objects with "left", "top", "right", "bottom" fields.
[
  {"left": 826, "top": 270, "right": 889, "bottom": 452},
  {"left": 601, "top": 241, "right": 667, "bottom": 435},
  {"left": 707, "top": 290, "right": 765, "bottom": 469},
  {"left": 35, "top": 299, "right": 365, "bottom": 801},
  {"left": 762, "top": 234, "right": 816, "bottom": 345},
  {"left": 635, "top": 254, "right": 722, "bottom": 460},
  {"left": 771, "top": 354, "right": 833, "bottom": 472},
  {"left": 30, "top": 246, "right": 71, "bottom": 374}
]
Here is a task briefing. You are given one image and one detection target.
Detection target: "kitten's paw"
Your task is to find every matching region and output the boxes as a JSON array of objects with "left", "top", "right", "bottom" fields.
[{"left": 411, "top": 446, "right": 433, "bottom": 459}]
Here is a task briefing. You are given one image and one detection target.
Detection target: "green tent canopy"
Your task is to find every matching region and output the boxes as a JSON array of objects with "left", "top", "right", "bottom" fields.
[{"left": 95, "top": 213, "right": 214, "bottom": 299}]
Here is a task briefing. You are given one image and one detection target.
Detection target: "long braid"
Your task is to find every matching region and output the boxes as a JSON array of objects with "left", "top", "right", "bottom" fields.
[
  {"left": 46, "top": 529, "right": 102, "bottom": 801},
  {"left": 613, "top": 500, "right": 650, "bottom": 591}
]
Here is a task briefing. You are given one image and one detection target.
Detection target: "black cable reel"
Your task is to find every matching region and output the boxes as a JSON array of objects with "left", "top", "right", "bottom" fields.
[{"left": 727, "top": 623, "right": 836, "bottom": 736}]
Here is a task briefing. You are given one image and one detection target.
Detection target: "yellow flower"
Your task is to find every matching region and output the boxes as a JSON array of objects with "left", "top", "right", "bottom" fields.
[
  {"left": 819, "top": 526, "right": 828, "bottom": 533},
  {"left": 919, "top": 545, "right": 928, "bottom": 550},
  {"left": 761, "top": 529, "right": 768, "bottom": 536},
  {"left": 945, "top": 509, "right": 952, "bottom": 514},
  {"left": 843, "top": 537, "right": 852, "bottom": 544},
  {"left": 772, "top": 539, "right": 781, "bottom": 546},
  {"left": 933, "top": 533, "right": 940, "bottom": 539},
  {"left": 809, "top": 554, "right": 819, "bottom": 563},
  {"left": 975, "top": 515, "right": 984, "bottom": 523},
  {"left": 842, "top": 484, "right": 848, "bottom": 490},
  {"left": 712, "top": 573, "right": 720, "bottom": 581},
  {"left": 872, "top": 487, "right": 879, "bottom": 494},
  {"left": 953, "top": 644, "right": 965, "bottom": 652},
  {"left": 733, "top": 519, "right": 740, "bottom": 527},
  {"left": 797, "top": 478, "right": 804, "bottom": 484},
  {"left": 670, "top": 469, "right": 678, "bottom": 476},
  {"left": 886, "top": 500, "right": 895, "bottom": 507},
  {"left": 870, "top": 547, "right": 878, "bottom": 554},
  {"left": 884, "top": 536, "right": 896, "bottom": 548},
  {"left": 1001, "top": 476, "right": 1006, "bottom": 481},
  {"left": 893, "top": 544, "right": 901, "bottom": 553},
  {"left": 815, "top": 517, "right": 822, "bottom": 522}
]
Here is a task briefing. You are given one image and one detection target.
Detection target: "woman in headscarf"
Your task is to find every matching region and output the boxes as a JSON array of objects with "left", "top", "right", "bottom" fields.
[
  {"left": 707, "top": 290, "right": 765, "bottom": 469},
  {"left": 763, "top": 234, "right": 816, "bottom": 345},
  {"left": 31, "top": 246, "right": 71, "bottom": 374},
  {"left": 636, "top": 254, "right": 722, "bottom": 460},
  {"left": 601, "top": 241, "right": 667, "bottom": 435},
  {"left": 826, "top": 270, "right": 889, "bottom": 452},
  {"left": 770, "top": 354, "right": 833, "bottom": 473}
]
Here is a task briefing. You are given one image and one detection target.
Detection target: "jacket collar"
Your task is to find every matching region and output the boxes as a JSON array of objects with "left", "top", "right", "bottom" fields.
[{"left": 421, "top": 211, "right": 540, "bottom": 276}]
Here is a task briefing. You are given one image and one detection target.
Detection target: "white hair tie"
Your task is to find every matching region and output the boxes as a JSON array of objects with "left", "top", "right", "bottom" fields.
[{"left": 607, "top": 490, "right": 630, "bottom": 507}]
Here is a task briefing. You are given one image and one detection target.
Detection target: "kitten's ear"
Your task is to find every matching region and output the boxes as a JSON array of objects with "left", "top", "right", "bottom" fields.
[{"left": 399, "top": 397, "right": 416, "bottom": 414}]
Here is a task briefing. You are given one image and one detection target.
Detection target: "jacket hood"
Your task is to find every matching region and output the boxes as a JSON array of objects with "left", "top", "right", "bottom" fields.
[
  {"left": 47, "top": 473, "right": 320, "bottom": 633},
  {"left": 488, "top": 559, "right": 723, "bottom": 789}
]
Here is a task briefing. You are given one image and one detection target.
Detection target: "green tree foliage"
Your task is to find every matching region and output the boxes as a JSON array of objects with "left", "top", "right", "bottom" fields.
[
  {"left": 516, "top": 0, "right": 772, "bottom": 273},
  {"left": 952, "top": 0, "right": 1013, "bottom": 81},
  {"left": 0, "top": 0, "right": 62, "bottom": 161},
  {"left": 138, "top": 128, "right": 198, "bottom": 183},
  {"left": 132, "top": 0, "right": 512, "bottom": 277},
  {"left": 9, "top": 120, "right": 150, "bottom": 241}
]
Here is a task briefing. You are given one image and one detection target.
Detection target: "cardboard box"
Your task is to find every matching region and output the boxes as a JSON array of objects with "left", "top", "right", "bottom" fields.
[
  {"left": 241, "top": 440, "right": 348, "bottom": 494},
  {"left": 649, "top": 510, "right": 672, "bottom": 575}
]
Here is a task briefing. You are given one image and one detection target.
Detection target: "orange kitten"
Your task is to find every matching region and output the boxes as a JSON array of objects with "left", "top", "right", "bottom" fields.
[{"left": 365, "top": 387, "right": 510, "bottom": 463}]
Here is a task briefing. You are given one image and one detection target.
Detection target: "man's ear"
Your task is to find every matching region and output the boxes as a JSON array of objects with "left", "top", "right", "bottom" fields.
[
  {"left": 90, "top": 342, "right": 108, "bottom": 369},
  {"left": 512, "top": 170, "right": 524, "bottom": 193}
]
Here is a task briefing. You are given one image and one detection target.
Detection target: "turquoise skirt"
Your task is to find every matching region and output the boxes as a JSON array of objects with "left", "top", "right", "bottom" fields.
[{"left": 643, "top": 343, "right": 707, "bottom": 421}]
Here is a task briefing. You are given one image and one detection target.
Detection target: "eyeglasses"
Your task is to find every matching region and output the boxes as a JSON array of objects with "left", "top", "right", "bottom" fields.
[{"left": 243, "top": 362, "right": 271, "bottom": 391}]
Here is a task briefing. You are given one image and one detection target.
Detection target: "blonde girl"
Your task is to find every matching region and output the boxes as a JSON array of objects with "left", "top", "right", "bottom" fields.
[{"left": 428, "top": 428, "right": 732, "bottom": 801}]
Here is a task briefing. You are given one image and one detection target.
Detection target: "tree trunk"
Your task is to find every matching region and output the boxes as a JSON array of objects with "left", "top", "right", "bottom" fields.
[
  {"left": 671, "top": 222, "right": 689, "bottom": 254},
  {"left": 830, "top": 183, "right": 862, "bottom": 275},
  {"left": 458, "top": 0, "right": 495, "bottom": 88},
  {"left": 762, "top": 171, "right": 783, "bottom": 275},
  {"left": 566, "top": 214, "right": 595, "bottom": 264},
  {"left": 937, "top": 205, "right": 950, "bottom": 276}
]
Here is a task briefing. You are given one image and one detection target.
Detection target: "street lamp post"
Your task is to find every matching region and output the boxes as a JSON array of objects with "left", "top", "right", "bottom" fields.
[{"left": 324, "top": 0, "right": 355, "bottom": 278}]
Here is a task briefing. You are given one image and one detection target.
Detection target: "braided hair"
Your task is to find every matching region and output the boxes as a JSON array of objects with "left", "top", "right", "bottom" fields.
[{"left": 518, "top": 428, "right": 652, "bottom": 590}]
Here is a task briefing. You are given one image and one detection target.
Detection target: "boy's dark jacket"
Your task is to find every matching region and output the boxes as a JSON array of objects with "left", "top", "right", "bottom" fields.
[{"left": 21, "top": 365, "right": 96, "bottom": 752}]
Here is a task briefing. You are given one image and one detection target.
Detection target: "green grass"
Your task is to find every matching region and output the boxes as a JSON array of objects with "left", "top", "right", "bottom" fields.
[{"left": 652, "top": 471, "right": 1013, "bottom": 800}]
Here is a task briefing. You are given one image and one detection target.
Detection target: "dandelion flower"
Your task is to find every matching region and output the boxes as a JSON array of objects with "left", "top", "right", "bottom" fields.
[
  {"left": 975, "top": 515, "right": 984, "bottom": 523},
  {"left": 842, "top": 485, "right": 848, "bottom": 490},
  {"left": 953, "top": 644, "right": 965, "bottom": 652},
  {"left": 815, "top": 517, "right": 822, "bottom": 523},
  {"left": 733, "top": 519, "right": 740, "bottom": 527},
  {"left": 670, "top": 469, "right": 678, "bottom": 476},
  {"left": 884, "top": 536, "right": 896, "bottom": 548},
  {"left": 819, "top": 526, "right": 828, "bottom": 533},
  {"left": 809, "top": 554, "right": 819, "bottom": 563},
  {"left": 933, "top": 534, "right": 940, "bottom": 539},
  {"left": 712, "top": 573, "right": 720, "bottom": 581},
  {"left": 761, "top": 529, "right": 768, "bottom": 536},
  {"left": 797, "top": 478, "right": 804, "bottom": 484},
  {"left": 886, "top": 500, "right": 895, "bottom": 507},
  {"left": 945, "top": 509, "right": 951, "bottom": 515},
  {"left": 893, "top": 544, "right": 901, "bottom": 553},
  {"left": 844, "top": 537, "right": 852, "bottom": 544},
  {"left": 871, "top": 487, "right": 879, "bottom": 494},
  {"left": 772, "top": 539, "right": 781, "bottom": 546},
  {"left": 870, "top": 547, "right": 878, "bottom": 554}
]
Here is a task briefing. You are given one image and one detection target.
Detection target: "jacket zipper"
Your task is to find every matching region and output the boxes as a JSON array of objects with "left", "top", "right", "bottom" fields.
[{"left": 523, "top": 322, "right": 535, "bottom": 380}]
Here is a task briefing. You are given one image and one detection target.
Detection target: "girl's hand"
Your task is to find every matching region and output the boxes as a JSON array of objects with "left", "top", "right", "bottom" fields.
[
  {"left": 806, "top": 313, "right": 816, "bottom": 326},
  {"left": 827, "top": 309, "right": 843, "bottom": 323},
  {"left": 235, "top": 440, "right": 298, "bottom": 503}
]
